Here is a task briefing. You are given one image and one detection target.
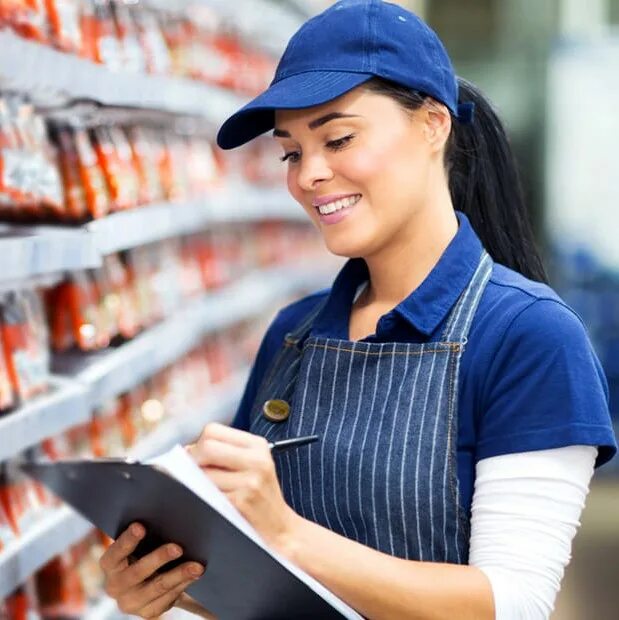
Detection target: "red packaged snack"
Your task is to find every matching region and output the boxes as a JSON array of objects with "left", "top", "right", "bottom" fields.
[
  {"left": 36, "top": 551, "right": 86, "bottom": 619},
  {"left": 73, "top": 127, "right": 109, "bottom": 219},
  {"left": 0, "top": 324, "right": 17, "bottom": 412},
  {"left": 0, "top": 460, "right": 45, "bottom": 535},
  {"left": 88, "top": 0, "right": 123, "bottom": 70},
  {"left": 43, "top": 0, "right": 82, "bottom": 53},
  {"left": 125, "top": 126, "right": 162, "bottom": 205},
  {"left": 0, "top": 291, "right": 49, "bottom": 402},
  {"left": 107, "top": 126, "right": 140, "bottom": 208},
  {"left": 102, "top": 254, "right": 139, "bottom": 339},
  {"left": 3, "top": 583, "right": 41, "bottom": 620},
  {"left": 67, "top": 271, "right": 110, "bottom": 350},
  {"left": 0, "top": 0, "right": 48, "bottom": 43},
  {"left": 110, "top": 0, "right": 146, "bottom": 73},
  {"left": 50, "top": 125, "right": 88, "bottom": 221},
  {"left": 132, "top": 7, "right": 171, "bottom": 75},
  {"left": 0, "top": 476, "right": 18, "bottom": 550}
]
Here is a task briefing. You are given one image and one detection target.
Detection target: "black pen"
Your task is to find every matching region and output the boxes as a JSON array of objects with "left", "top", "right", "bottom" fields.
[{"left": 268, "top": 435, "right": 320, "bottom": 453}]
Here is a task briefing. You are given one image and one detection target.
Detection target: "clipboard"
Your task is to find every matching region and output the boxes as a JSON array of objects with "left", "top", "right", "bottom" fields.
[{"left": 21, "top": 449, "right": 361, "bottom": 620}]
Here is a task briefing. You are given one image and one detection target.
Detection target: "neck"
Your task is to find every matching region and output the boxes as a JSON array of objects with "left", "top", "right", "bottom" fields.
[{"left": 361, "top": 197, "right": 458, "bottom": 308}]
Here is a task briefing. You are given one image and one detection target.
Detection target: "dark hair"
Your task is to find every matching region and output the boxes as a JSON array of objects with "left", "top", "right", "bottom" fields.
[{"left": 362, "top": 76, "right": 548, "bottom": 283}]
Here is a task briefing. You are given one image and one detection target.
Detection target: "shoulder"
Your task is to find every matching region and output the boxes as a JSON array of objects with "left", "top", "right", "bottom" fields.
[{"left": 473, "top": 262, "right": 590, "bottom": 349}]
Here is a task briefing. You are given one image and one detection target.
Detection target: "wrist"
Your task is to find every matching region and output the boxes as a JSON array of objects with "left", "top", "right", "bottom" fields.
[{"left": 273, "top": 507, "right": 306, "bottom": 564}]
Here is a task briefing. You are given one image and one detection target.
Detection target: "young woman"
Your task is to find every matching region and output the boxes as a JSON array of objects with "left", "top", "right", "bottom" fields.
[{"left": 99, "top": 2, "right": 616, "bottom": 618}]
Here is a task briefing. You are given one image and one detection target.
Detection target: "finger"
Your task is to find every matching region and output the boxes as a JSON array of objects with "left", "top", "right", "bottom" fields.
[
  {"left": 100, "top": 523, "right": 145, "bottom": 574},
  {"left": 195, "top": 422, "right": 266, "bottom": 449},
  {"left": 203, "top": 467, "right": 246, "bottom": 492},
  {"left": 141, "top": 561, "right": 204, "bottom": 605},
  {"left": 119, "top": 542, "right": 185, "bottom": 589},
  {"left": 139, "top": 576, "right": 198, "bottom": 619},
  {"left": 187, "top": 438, "right": 259, "bottom": 471}
]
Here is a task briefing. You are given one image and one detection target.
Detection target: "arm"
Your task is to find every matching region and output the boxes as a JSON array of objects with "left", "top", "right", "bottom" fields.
[
  {"left": 189, "top": 424, "right": 494, "bottom": 620},
  {"left": 189, "top": 425, "right": 598, "bottom": 620},
  {"left": 282, "top": 515, "right": 494, "bottom": 620}
]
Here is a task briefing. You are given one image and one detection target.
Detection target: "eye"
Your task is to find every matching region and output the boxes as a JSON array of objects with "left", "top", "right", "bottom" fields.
[
  {"left": 326, "top": 134, "right": 355, "bottom": 150},
  {"left": 280, "top": 151, "right": 300, "bottom": 163}
]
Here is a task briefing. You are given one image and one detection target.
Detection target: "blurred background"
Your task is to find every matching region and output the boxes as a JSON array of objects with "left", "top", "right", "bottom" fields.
[{"left": 0, "top": 0, "right": 616, "bottom": 618}]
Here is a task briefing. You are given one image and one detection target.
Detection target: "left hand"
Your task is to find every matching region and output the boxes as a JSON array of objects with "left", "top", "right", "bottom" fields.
[{"left": 186, "top": 423, "right": 298, "bottom": 554}]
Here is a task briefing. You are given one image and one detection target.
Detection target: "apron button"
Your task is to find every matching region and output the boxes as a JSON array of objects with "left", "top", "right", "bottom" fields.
[{"left": 263, "top": 399, "right": 290, "bottom": 422}]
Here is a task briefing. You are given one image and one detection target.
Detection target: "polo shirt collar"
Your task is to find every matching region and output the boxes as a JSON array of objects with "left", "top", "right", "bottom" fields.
[{"left": 311, "top": 211, "right": 484, "bottom": 339}]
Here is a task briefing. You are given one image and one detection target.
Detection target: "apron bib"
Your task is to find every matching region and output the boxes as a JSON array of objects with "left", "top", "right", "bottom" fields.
[{"left": 250, "top": 251, "right": 492, "bottom": 563}]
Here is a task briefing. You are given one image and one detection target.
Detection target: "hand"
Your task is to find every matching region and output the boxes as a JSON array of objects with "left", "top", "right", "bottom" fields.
[
  {"left": 100, "top": 522, "right": 205, "bottom": 619},
  {"left": 186, "top": 423, "right": 299, "bottom": 554}
]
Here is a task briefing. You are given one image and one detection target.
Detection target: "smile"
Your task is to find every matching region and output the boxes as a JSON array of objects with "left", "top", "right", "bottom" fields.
[{"left": 315, "top": 194, "right": 362, "bottom": 215}]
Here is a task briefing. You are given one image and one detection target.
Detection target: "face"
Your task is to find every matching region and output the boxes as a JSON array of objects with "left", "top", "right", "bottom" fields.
[{"left": 273, "top": 87, "right": 451, "bottom": 259}]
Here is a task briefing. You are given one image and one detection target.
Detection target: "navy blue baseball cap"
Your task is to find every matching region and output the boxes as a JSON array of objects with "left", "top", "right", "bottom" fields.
[{"left": 216, "top": 0, "right": 474, "bottom": 150}]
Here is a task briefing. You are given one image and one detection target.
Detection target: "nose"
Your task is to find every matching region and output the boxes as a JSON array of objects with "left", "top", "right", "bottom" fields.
[{"left": 296, "top": 152, "right": 334, "bottom": 191}]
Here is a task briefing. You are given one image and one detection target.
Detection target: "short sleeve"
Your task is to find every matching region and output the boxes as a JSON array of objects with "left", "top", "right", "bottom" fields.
[
  {"left": 230, "top": 314, "right": 284, "bottom": 430},
  {"left": 477, "top": 299, "right": 617, "bottom": 466}
]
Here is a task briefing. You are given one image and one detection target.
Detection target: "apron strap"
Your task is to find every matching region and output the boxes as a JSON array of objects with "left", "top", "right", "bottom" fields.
[
  {"left": 441, "top": 250, "right": 493, "bottom": 343},
  {"left": 284, "top": 296, "right": 329, "bottom": 349}
]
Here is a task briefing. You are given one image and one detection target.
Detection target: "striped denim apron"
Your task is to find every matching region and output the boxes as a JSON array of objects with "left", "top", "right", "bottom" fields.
[{"left": 250, "top": 251, "right": 492, "bottom": 563}]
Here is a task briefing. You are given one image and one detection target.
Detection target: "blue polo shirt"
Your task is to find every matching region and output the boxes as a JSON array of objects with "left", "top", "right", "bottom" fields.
[{"left": 232, "top": 212, "right": 617, "bottom": 513}]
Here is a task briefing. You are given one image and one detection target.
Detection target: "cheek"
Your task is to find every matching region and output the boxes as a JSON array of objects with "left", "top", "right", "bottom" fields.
[{"left": 287, "top": 170, "right": 316, "bottom": 218}]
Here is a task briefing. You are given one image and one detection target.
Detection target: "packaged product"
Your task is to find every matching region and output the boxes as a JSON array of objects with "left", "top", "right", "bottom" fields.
[
  {"left": 36, "top": 551, "right": 86, "bottom": 619},
  {"left": 43, "top": 0, "right": 82, "bottom": 53},
  {"left": 72, "top": 127, "right": 110, "bottom": 219},
  {"left": 0, "top": 290, "right": 50, "bottom": 401}
]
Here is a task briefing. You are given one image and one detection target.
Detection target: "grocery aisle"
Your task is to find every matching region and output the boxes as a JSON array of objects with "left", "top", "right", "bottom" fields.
[{"left": 0, "top": 1, "right": 333, "bottom": 617}]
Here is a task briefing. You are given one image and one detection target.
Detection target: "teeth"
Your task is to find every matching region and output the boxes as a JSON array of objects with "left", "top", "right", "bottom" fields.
[{"left": 317, "top": 194, "right": 361, "bottom": 215}]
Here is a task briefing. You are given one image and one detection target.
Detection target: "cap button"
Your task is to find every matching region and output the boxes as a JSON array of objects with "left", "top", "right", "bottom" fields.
[{"left": 262, "top": 399, "right": 290, "bottom": 423}]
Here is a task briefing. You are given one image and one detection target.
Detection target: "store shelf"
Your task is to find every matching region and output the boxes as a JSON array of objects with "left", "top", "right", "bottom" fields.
[
  {"left": 128, "top": 367, "right": 249, "bottom": 462},
  {"left": 86, "top": 200, "right": 211, "bottom": 255},
  {"left": 86, "top": 188, "right": 302, "bottom": 256},
  {"left": 0, "top": 223, "right": 99, "bottom": 289},
  {"left": 0, "top": 377, "right": 89, "bottom": 462},
  {"left": 0, "top": 370, "right": 248, "bottom": 601},
  {"left": 52, "top": 261, "right": 332, "bottom": 409},
  {"left": 0, "top": 30, "right": 243, "bottom": 124},
  {"left": 0, "top": 505, "right": 91, "bottom": 599}
]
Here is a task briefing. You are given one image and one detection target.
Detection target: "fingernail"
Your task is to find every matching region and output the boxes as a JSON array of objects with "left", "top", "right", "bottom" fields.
[
  {"left": 131, "top": 524, "right": 144, "bottom": 537},
  {"left": 168, "top": 545, "right": 182, "bottom": 559},
  {"left": 190, "top": 564, "right": 204, "bottom": 577}
]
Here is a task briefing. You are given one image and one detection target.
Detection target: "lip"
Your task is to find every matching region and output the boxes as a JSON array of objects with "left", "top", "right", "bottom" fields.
[{"left": 312, "top": 193, "right": 361, "bottom": 208}]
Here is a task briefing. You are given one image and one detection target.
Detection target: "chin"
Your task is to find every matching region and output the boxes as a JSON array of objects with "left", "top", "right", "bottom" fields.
[{"left": 322, "top": 228, "right": 374, "bottom": 259}]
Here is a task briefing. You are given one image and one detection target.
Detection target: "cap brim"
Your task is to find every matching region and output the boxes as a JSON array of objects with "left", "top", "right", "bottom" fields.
[{"left": 216, "top": 71, "right": 374, "bottom": 150}]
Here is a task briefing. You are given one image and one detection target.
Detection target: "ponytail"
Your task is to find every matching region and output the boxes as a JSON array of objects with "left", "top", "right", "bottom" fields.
[
  {"left": 447, "top": 78, "right": 547, "bottom": 283},
  {"left": 363, "top": 76, "right": 548, "bottom": 283}
]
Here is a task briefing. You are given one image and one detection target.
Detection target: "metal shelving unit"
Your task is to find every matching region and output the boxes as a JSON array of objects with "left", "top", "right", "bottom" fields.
[
  {"left": 0, "top": 188, "right": 302, "bottom": 289},
  {"left": 0, "top": 369, "right": 247, "bottom": 601},
  {"left": 0, "top": 30, "right": 243, "bottom": 124},
  {"left": 0, "top": 377, "right": 89, "bottom": 462},
  {"left": 0, "top": 0, "right": 325, "bottom": 605}
]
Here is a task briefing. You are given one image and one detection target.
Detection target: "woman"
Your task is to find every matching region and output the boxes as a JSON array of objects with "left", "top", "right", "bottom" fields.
[{"left": 100, "top": 2, "right": 616, "bottom": 618}]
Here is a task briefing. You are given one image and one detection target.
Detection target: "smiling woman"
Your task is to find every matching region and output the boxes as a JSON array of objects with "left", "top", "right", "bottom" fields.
[{"left": 98, "top": 2, "right": 616, "bottom": 619}]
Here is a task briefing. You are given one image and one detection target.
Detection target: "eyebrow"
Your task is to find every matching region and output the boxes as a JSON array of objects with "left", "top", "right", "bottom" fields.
[{"left": 273, "top": 112, "right": 361, "bottom": 138}]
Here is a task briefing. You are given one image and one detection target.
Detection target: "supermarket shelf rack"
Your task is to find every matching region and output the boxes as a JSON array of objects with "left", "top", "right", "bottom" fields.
[
  {"left": 0, "top": 259, "right": 333, "bottom": 466},
  {"left": 0, "top": 366, "right": 248, "bottom": 601},
  {"left": 0, "top": 377, "right": 89, "bottom": 462},
  {"left": 87, "top": 186, "right": 303, "bottom": 256},
  {"left": 0, "top": 30, "right": 243, "bottom": 125},
  {"left": 0, "top": 258, "right": 335, "bottom": 600},
  {"left": 0, "top": 188, "right": 303, "bottom": 289}
]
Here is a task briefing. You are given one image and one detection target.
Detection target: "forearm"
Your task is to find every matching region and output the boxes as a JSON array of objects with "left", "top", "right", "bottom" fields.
[{"left": 282, "top": 514, "right": 494, "bottom": 620}]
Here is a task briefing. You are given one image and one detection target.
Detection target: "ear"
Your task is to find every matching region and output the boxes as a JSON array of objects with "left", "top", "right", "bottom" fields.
[{"left": 420, "top": 102, "right": 452, "bottom": 154}]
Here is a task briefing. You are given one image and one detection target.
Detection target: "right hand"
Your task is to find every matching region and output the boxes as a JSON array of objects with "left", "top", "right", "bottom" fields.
[{"left": 100, "top": 522, "right": 205, "bottom": 618}]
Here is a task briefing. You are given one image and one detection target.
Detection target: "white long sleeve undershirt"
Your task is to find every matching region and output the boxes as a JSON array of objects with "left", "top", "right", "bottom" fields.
[{"left": 469, "top": 445, "right": 597, "bottom": 619}]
